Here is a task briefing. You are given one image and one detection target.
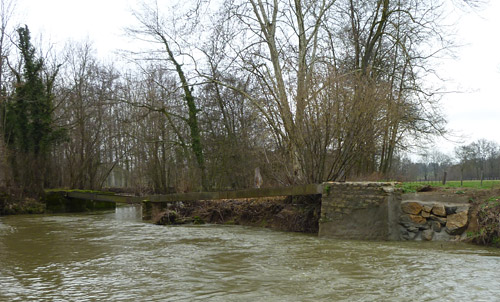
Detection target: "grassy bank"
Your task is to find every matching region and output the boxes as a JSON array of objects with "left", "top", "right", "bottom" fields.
[{"left": 399, "top": 180, "right": 500, "bottom": 193}]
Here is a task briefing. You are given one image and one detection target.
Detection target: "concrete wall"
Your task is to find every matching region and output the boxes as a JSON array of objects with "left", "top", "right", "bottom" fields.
[
  {"left": 318, "top": 182, "right": 401, "bottom": 240},
  {"left": 45, "top": 191, "right": 116, "bottom": 213},
  {"left": 54, "top": 183, "right": 405, "bottom": 240}
]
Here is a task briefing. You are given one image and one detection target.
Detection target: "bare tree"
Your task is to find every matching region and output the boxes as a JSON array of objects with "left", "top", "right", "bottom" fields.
[
  {"left": 455, "top": 144, "right": 472, "bottom": 186},
  {"left": 127, "top": 0, "right": 208, "bottom": 190},
  {"left": 469, "top": 139, "right": 498, "bottom": 185},
  {"left": 50, "top": 41, "right": 123, "bottom": 190},
  {"left": 207, "top": 0, "right": 452, "bottom": 183},
  {"left": 0, "top": 0, "right": 15, "bottom": 188}
]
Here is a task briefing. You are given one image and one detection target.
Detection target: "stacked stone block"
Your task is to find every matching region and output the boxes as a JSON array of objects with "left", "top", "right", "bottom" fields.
[{"left": 399, "top": 201, "right": 469, "bottom": 241}]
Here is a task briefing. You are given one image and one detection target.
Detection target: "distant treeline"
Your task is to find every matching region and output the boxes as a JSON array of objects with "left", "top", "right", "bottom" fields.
[{"left": 390, "top": 139, "right": 500, "bottom": 183}]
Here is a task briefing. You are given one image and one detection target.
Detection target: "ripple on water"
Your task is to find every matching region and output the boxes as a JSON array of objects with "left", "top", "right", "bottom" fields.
[{"left": 1, "top": 207, "right": 500, "bottom": 301}]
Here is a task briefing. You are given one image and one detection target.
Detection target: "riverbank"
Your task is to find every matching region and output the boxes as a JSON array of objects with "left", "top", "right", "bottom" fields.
[
  {"left": 466, "top": 195, "right": 500, "bottom": 248},
  {"left": 0, "top": 189, "right": 45, "bottom": 215},
  {"left": 152, "top": 195, "right": 322, "bottom": 233},
  {"left": 2, "top": 185, "right": 500, "bottom": 248}
]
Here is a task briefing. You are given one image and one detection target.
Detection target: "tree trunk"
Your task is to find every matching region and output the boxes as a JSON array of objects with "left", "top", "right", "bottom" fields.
[
  {"left": 160, "top": 35, "right": 207, "bottom": 190},
  {"left": 0, "top": 135, "right": 8, "bottom": 187}
]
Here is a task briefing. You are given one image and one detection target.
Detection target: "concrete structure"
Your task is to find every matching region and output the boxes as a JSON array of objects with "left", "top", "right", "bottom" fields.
[
  {"left": 45, "top": 191, "right": 116, "bottom": 213},
  {"left": 49, "top": 183, "right": 404, "bottom": 240},
  {"left": 318, "top": 182, "right": 401, "bottom": 240},
  {"left": 47, "top": 184, "right": 474, "bottom": 241}
]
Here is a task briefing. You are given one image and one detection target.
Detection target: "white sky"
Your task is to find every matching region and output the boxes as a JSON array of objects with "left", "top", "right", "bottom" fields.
[
  {"left": 14, "top": 0, "right": 500, "bottom": 158},
  {"left": 15, "top": 0, "right": 136, "bottom": 57},
  {"left": 437, "top": 1, "right": 500, "bottom": 155}
]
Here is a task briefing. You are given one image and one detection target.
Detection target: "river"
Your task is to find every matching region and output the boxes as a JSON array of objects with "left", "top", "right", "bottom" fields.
[{"left": 1, "top": 205, "right": 500, "bottom": 301}]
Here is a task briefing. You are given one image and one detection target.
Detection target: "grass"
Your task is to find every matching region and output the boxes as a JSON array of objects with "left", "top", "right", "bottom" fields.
[{"left": 398, "top": 180, "right": 500, "bottom": 193}]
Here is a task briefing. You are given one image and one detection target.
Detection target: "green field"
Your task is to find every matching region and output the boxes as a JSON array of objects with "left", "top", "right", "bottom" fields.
[{"left": 399, "top": 180, "right": 500, "bottom": 193}]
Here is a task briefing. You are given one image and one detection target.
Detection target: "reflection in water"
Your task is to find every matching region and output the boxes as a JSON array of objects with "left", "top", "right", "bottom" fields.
[{"left": 1, "top": 206, "right": 500, "bottom": 301}]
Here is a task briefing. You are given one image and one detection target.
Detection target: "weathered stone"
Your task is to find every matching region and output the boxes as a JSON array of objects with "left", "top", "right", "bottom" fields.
[
  {"left": 407, "top": 226, "right": 420, "bottom": 233},
  {"left": 445, "top": 206, "right": 457, "bottom": 215},
  {"left": 401, "top": 201, "right": 423, "bottom": 215},
  {"left": 431, "top": 204, "right": 446, "bottom": 217},
  {"left": 429, "top": 214, "right": 447, "bottom": 225},
  {"left": 418, "top": 223, "right": 430, "bottom": 230},
  {"left": 430, "top": 220, "right": 442, "bottom": 232},
  {"left": 400, "top": 214, "right": 426, "bottom": 225},
  {"left": 400, "top": 228, "right": 419, "bottom": 240},
  {"left": 422, "top": 205, "right": 433, "bottom": 213},
  {"left": 399, "top": 214, "right": 412, "bottom": 225},
  {"left": 446, "top": 210, "right": 469, "bottom": 235},
  {"left": 410, "top": 214, "right": 427, "bottom": 224},
  {"left": 421, "top": 211, "right": 430, "bottom": 218},
  {"left": 422, "top": 229, "right": 434, "bottom": 241}
]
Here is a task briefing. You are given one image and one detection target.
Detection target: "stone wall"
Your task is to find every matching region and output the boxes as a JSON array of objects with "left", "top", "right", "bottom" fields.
[
  {"left": 318, "top": 182, "right": 401, "bottom": 240},
  {"left": 399, "top": 200, "right": 470, "bottom": 241}
]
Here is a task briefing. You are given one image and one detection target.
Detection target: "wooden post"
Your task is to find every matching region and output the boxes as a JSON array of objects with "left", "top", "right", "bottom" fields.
[{"left": 442, "top": 171, "right": 447, "bottom": 185}]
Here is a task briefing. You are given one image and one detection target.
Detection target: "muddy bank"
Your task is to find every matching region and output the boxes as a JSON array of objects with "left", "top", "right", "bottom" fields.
[{"left": 153, "top": 195, "right": 322, "bottom": 233}]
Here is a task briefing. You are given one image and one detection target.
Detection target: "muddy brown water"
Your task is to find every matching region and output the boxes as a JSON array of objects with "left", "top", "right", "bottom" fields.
[{"left": 1, "top": 205, "right": 500, "bottom": 301}]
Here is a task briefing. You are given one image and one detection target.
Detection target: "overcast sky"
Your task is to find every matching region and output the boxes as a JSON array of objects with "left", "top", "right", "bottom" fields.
[
  {"left": 14, "top": 0, "right": 500, "bottom": 157},
  {"left": 438, "top": 1, "right": 500, "bottom": 153}
]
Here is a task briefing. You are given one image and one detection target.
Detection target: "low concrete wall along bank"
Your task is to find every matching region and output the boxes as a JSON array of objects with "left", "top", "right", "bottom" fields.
[{"left": 45, "top": 191, "right": 116, "bottom": 213}]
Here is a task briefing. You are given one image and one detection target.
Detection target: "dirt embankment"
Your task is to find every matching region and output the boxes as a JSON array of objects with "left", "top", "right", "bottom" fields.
[
  {"left": 154, "top": 195, "right": 322, "bottom": 233},
  {"left": 466, "top": 190, "right": 500, "bottom": 248}
]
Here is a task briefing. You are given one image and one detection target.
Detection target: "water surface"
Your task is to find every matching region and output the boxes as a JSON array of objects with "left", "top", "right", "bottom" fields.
[{"left": 1, "top": 205, "right": 499, "bottom": 301}]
